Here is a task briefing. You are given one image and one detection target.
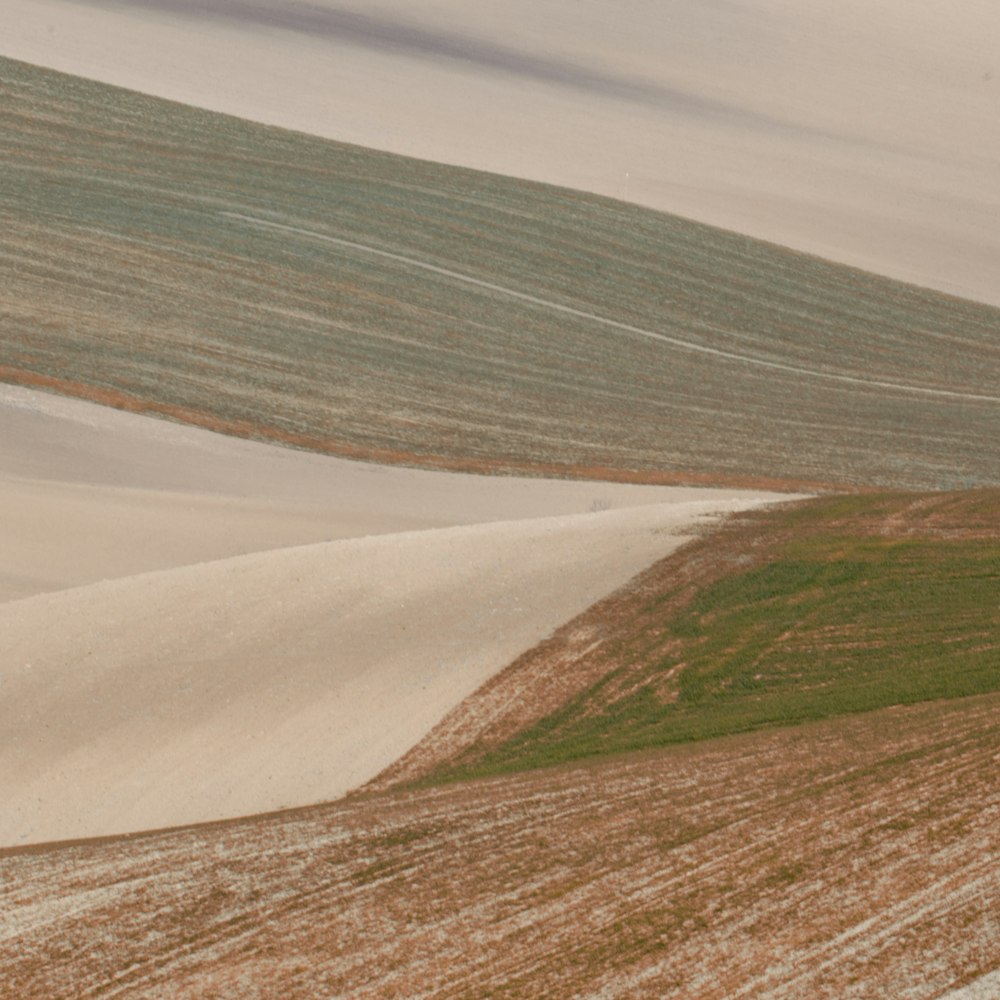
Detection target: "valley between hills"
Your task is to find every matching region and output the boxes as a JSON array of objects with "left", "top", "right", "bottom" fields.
[{"left": 1, "top": 4, "right": 999, "bottom": 996}]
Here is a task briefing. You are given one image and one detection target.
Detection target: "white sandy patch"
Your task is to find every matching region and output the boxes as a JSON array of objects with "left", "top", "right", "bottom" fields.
[
  {"left": 0, "top": 384, "right": 748, "bottom": 602},
  {"left": 938, "top": 970, "right": 1000, "bottom": 999},
  {"left": 0, "top": 385, "right": 793, "bottom": 844},
  {"left": 2, "top": 0, "right": 998, "bottom": 306},
  {"left": 0, "top": 499, "right": 769, "bottom": 846}
]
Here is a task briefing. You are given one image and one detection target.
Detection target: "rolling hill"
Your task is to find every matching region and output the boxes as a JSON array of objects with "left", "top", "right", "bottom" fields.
[
  {"left": 2, "top": 16, "right": 1000, "bottom": 998},
  {"left": 4, "top": 0, "right": 999, "bottom": 307},
  {"left": 2, "top": 488, "right": 997, "bottom": 996},
  {"left": 1, "top": 386, "right": 779, "bottom": 846},
  {"left": 3, "top": 691, "right": 997, "bottom": 998},
  {"left": 377, "top": 489, "right": 1000, "bottom": 786},
  {"left": 2, "top": 55, "right": 999, "bottom": 491}
]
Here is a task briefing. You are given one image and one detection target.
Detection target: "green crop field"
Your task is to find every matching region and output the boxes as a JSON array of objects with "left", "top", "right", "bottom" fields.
[
  {"left": 2, "top": 55, "right": 999, "bottom": 489},
  {"left": 427, "top": 490, "right": 1000, "bottom": 781}
]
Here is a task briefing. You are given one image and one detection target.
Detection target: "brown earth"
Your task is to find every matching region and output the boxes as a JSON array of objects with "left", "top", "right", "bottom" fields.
[{"left": 2, "top": 694, "right": 998, "bottom": 998}]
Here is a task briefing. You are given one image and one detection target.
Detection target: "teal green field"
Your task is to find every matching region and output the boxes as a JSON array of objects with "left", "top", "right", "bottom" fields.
[{"left": 2, "top": 55, "right": 998, "bottom": 490}]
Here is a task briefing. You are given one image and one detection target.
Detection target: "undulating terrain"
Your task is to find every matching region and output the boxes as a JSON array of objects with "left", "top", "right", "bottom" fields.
[
  {"left": 1, "top": 385, "right": 778, "bottom": 846},
  {"left": 2, "top": 56, "right": 1000, "bottom": 490},
  {"left": 2, "top": 3, "right": 999, "bottom": 997},
  {"left": 382, "top": 490, "right": 1000, "bottom": 785},
  {"left": 4, "top": 0, "right": 999, "bottom": 306},
  {"left": 3, "top": 693, "right": 998, "bottom": 998}
]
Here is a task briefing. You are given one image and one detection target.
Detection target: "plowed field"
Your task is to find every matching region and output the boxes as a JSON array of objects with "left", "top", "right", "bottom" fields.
[
  {"left": 2, "top": 57, "right": 999, "bottom": 489},
  {"left": 3, "top": 695, "right": 998, "bottom": 998}
]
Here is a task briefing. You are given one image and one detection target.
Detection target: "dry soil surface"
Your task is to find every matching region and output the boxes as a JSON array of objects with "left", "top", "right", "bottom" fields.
[
  {"left": 0, "top": 385, "right": 788, "bottom": 846},
  {"left": 3, "top": 694, "right": 997, "bottom": 998},
  {"left": 0, "top": 384, "right": 740, "bottom": 602}
]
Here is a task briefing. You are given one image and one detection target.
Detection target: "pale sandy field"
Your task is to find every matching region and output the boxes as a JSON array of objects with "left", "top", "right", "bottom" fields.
[
  {"left": 0, "top": 384, "right": 739, "bottom": 603},
  {"left": 0, "top": 385, "right": 788, "bottom": 845},
  {"left": 2, "top": 0, "right": 998, "bottom": 307}
]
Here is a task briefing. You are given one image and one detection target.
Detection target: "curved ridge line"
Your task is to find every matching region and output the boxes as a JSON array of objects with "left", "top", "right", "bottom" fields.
[{"left": 222, "top": 211, "right": 1000, "bottom": 405}]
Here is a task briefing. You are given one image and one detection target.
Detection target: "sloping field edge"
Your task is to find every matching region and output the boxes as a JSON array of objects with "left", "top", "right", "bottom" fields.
[
  {"left": 371, "top": 489, "right": 1000, "bottom": 788},
  {"left": 0, "top": 366, "right": 843, "bottom": 493}
]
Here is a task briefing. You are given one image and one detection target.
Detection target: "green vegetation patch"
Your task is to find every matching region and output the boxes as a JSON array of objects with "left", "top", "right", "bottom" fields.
[{"left": 437, "top": 491, "right": 1000, "bottom": 779}]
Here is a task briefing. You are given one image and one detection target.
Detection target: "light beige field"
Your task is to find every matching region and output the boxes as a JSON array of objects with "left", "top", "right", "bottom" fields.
[
  {"left": 3, "top": 0, "right": 998, "bottom": 307},
  {"left": 0, "top": 385, "right": 787, "bottom": 846},
  {"left": 1, "top": 384, "right": 736, "bottom": 602}
]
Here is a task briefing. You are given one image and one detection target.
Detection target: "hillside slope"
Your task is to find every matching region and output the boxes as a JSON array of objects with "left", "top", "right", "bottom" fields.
[
  {"left": 1, "top": 382, "right": 720, "bottom": 601},
  {"left": 2, "top": 56, "right": 999, "bottom": 490},
  {"left": 3, "top": 0, "right": 999, "bottom": 306},
  {"left": 3, "top": 694, "right": 998, "bottom": 998},
  {"left": 377, "top": 489, "right": 1000, "bottom": 786},
  {"left": 4, "top": 480, "right": 771, "bottom": 846},
  {"left": 1, "top": 383, "right": 786, "bottom": 846},
  {"left": 4, "top": 487, "right": 996, "bottom": 997}
]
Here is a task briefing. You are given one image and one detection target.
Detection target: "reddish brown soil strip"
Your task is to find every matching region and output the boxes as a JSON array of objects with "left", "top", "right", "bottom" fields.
[{"left": 0, "top": 367, "right": 849, "bottom": 493}]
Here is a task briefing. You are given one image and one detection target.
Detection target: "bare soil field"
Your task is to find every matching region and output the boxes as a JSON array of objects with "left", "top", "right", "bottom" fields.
[
  {"left": 2, "top": 57, "right": 999, "bottom": 490},
  {"left": 1, "top": 382, "right": 720, "bottom": 601},
  {"left": 2, "top": 0, "right": 998, "bottom": 308},
  {"left": 3, "top": 694, "right": 998, "bottom": 998},
  {"left": 2, "top": 7, "right": 998, "bottom": 993},
  {"left": 1, "top": 384, "right": 783, "bottom": 846}
]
